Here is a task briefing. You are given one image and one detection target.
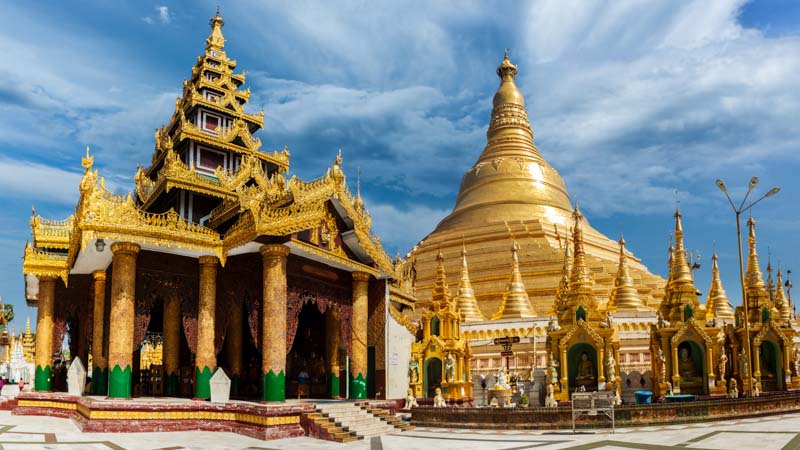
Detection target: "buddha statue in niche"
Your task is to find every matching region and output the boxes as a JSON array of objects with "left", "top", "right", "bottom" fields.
[
  {"left": 575, "top": 351, "right": 596, "bottom": 387},
  {"left": 678, "top": 347, "right": 699, "bottom": 382}
]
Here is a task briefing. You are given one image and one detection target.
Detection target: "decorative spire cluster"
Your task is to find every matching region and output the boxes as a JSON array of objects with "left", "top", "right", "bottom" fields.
[
  {"left": 744, "top": 216, "right": 771, "bottom": 320},
  {"left": 553, "top": 232, "right": 573, "bottom": 315},
  {"left": 431, "top": 249, "right": 451, "bottom": 306},
  {"left": 492, "top": 240, "right": 536, "bottom": 319},
  {"left": 609, "top": 235, "right": 644, "bottom": 311},
  {"left": 776, "top": 269, "right": 791, "bottom": 322},
  {"left": 455, "top": 245, "right": 485, "bottom": 322},
  {"left": 661, "top": 210, "right": 701, "bottom": 323},
  {"left": 706, "top": 252, "right": 735, "bottom": 323},
  {"left": 206, "top": 7, "right": 226, "bottom": 53}
]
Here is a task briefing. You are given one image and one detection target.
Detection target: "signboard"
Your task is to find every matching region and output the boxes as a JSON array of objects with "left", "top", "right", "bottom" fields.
[
  {"left": 500, "top": 350, "right": 514, "bottom": 357},
  {"left": 493, "top": 336, "right": 520, "bottom": 345}
]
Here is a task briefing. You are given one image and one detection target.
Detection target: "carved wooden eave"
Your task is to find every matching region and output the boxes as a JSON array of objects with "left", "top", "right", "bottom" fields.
[
  {"left": 753, "top": 319, "right": 792, "bottom": 346},
  {"left": 557, "top": 319, "right": 607, "bottom": 350},
  {"left": 389, "top": 302, "right": 419, "bottom": 335}
]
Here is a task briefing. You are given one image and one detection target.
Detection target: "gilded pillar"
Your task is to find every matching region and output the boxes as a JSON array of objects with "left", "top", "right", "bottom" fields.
[
  {"left": 325, "top": 307, "right": 341, "bottom": 398},
  {"left": 107, "top": 242, "right": 140, "bottom": 398},
  {"left": 34, "top": 275, "right": 56, "bottom": 391},
  {"left": 754, "top": 344, "right": 762, "bottom": 380},
  {"left": 225, "top": 297, "right": 243, "bottom": 396},
  {"left": 91, "top": 270, "right": 107, "bottom": 395},
  {"left": 261, "top": 244, "right": 290, "bottom": 402},
  {"left": 671, "top": 344, "right": 680, "bottom": 393},
  {"left": 163, "top": 290, "right": 181, "bottom": 396},
  {"left": 350, "top": 271, "right": 370, "bottom": 399},
  {"left": 560, "top": 347, "right": 568, "bottom": 388},
  {"left": 195, "top": 255, "right": 218, "bottom": 399}
]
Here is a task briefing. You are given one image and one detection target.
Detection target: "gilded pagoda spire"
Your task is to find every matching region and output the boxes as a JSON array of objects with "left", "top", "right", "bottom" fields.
[
  {"left": 492, "top": 240, "right": 536, "bottom": 319},
  {"left": 557, "top": 205, "right": 600, "bottom": 325},
  {"left": 553, "top": 232, "right": 572, "bottom": 315},
  {"left": 569, "top": 206, "right": 593, "bottom": 290},
  {"left": 706, "top": 252, "right": 735, "bottom": 323},
  {"left": 775, "top": 268, "right": 791, "bottom": 322},
  {"left": 662, "top": 210, "right": 701, "bottom": 323},
  {"left": 609, "top": 235, "right": 644, "bottom": 311},
  {"left": 744, "top": 216, "right": 771, "bottom": 318},
  {"left": 766, "top": 254, "right": 776, "bottom": 303},
  {"left": 431, "top": 249, "right": 451, "bottom": 306},
  {"left": 206, "top": 7, "right": 226, "bottom": 53},
  {"left": 456, "top": 244, "right": 485, "bottom": 322}
]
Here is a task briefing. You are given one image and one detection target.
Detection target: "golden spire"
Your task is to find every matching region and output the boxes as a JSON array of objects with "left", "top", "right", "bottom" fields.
[
  {"left": 766, "top": 253, "right": 776, "bottom": 302},
  {"left": 433, "top": 50, "right": 573, "bottom": 232},
  {"left": 455, "top": 244, "right": 485, "bottom": 322},
  {"left": 706, "top": 252, "right": 735, "bottom": 322},
  {"left": 569, "top": 206, "right": 593, "bottom": 289},
  {"left": 744, "top": 216, "right": 770, "bottom": 316},
  {"left": 553, "top": 231, "right": 572, "bottom": 314},
  {"left": 609, "top": 235, "right": 644, "bottom": 311},
  {"left": 25, "top": 316, "right": 31, "bottom": 334},
  {"left": 205, "top": 7, "right": 226, "bottom": 53},
  {"left": 664, "top": 210, "right": 700, "bottom": 323},
  {"left": 492, "top": 240, "right": 536, "bottom": 319},
  {"left": 776, "top": 269, "right": 791, "bottom": 322},
  {"left": 431, "top": 248, "right": 450, "bottom": 306}
]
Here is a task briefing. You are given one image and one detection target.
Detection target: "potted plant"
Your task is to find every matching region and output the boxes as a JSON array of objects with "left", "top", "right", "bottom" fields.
[{"left": 519, "top": 393, "right": 529, "bottom": 408}]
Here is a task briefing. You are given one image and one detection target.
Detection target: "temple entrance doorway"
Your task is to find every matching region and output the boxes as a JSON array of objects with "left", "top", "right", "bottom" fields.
[
  {"left": 759, "top": 340, "right": 783, "bottom": 391},
  {"left": 677, "top": 340, "right": 706, "bottom": 395},
  {"left": 568, "top": 343, "right": 597, "bottom": 392},
  {"left": 424, "top": 357, "right": 442, "bottom": 398},
  {"left": 287, "top": 302, "right": 326, "bottom": 398}
]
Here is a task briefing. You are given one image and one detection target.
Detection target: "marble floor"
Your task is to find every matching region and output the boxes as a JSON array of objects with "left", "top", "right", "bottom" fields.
[{"left": 2, "top": 410, "right": 800, "bottom": 449}]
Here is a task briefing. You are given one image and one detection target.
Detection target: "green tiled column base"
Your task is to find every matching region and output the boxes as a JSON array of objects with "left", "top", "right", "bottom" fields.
[
  {"left": 350, "top": 372, "right": 367, "bottom": 399},
  {"left": 329, "top": 373, "right": 340, "bottom": 398},
  {"left": 164, "top": 372, "right": 179, "bottom": 396},
  {"left": 35, "top": 365, "right": 51, "bottom": 392},
  {"left": 108, "top": 364, "right": 132, "bottom": 398},
  {"left": 262, "top": 369, "right": 285, "bottom": 402},
  {"left": 230, "top": 374, "right": 241, "bottom": 397},
  {"left": 92, "top": 366, "right": 108, "bottom": 395},
  {"left": 194, "top": 366, "right": 213, "bottom": 399}
]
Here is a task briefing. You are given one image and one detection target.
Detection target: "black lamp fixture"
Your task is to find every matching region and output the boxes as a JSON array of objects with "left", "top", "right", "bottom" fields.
[{"left": 95, "top": 238, "right": 106, "bottom": 252}]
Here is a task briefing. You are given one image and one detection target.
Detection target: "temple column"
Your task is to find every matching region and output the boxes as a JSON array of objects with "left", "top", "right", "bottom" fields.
[
  {"left": 195, "top": 255, "right": 218, "bottom": 399},
  {"left": 225, "top": 298, "right": 243, "bottom": 396},
  {"left": 671, "top": 344, "right": 680, "bottom": 393},
  {"left": 91, "top": 270, "right": 108, "bottom": 395},
  {"left": 754, "top": 343, "right": 762, "bottom": 380},
  {"left": 163, "top": 290, "right": 181, "bottom": 396},
  {"left": 325, "top": 308, "right": 341, "bottom": 398},
  {"left": 260, "top": 244, "right": 290, "bottom": 402},
  {"left": 559, "top": 347, "right": 568, "bottom": 388},
  {"left": 350, "top": 272, "right": 370, "bottom": 399},
  {"left": 107, "top": 242, "right": 140, "bottom": 398},
  {"left": 598, "top": 346, "right": 605, "bottom": 384},
  {"left": 707, "top": 346, "right": 715, "bottom": 385},
  {"left": 34, "top": 275, "right": 56, "bottom": 391}
]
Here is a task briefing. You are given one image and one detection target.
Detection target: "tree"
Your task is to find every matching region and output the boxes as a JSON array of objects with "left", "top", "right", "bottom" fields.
[{"left": 2, "top": 304, "right": 14, "bottom": 325}]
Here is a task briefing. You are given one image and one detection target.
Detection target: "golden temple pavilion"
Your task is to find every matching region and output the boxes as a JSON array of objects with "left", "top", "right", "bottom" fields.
[{"left": 22, "top": 10, "right": 406, "bottom": 401}]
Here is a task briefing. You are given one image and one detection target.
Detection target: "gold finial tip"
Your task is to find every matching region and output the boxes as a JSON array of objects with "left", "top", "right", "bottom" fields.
[{"left": 618, "top": 234, "right": 625, "bottom": 246}]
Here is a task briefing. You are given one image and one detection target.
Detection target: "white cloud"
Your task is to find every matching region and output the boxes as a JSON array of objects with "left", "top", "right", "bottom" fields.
[
  {"left": 364, "top": 199, "right": 450, "bottom": 256},
  {"left": 143, "top": 6, "right": 171, "bottom": 25},
  {"left": 0, "top": 157, "right": 82, "bottom": 204}
]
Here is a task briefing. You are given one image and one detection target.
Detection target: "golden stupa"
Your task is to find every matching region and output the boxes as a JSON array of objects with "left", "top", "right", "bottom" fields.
[{"left": 408, "top": 52, "right": 665, "bottom": 316}]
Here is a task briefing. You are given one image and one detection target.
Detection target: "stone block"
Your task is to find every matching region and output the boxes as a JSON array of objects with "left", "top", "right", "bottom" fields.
[
  {"left": 67, "top": 357, "right": 87, "bottom": 396},
  {"left": 0, "top": 385, "right": 20, "bottom": 398},
  {"left": 210, "top": 368, "right": 231, "bottom": 404}
]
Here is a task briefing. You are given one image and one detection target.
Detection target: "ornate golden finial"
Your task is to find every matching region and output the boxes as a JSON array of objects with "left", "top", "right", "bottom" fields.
[
  {"left": 671, "top": 209, "right": 693, "bottom": 285},
  {"left": 766, "top": 248, "right": 776, "bottom": 302},
  {"left": 569, "top": 205, "right": 591, "bottom": 287},
  {"left": 496, "top": 48, "right": 518, "bottom": 81},
  {"left": 456, "top": 243, "right": 485, "bottom": 322},
  {"left": 553, "top": 229, "right": 572, "bottom": 314},
  {"left": 492, "top": 240, "right": 536, "bottom": 319},
  {"left": 431, "top": 248, "right": 450, "bottom": 305},
  {"left": 775, "top": 268, "right": 791, "bottom": 322},
  {"left": 745, "top": 215, "right": 768, "bottom": 302},
  {"left": 706, "top": 252, "right": 735, "bottom": 322},
  {"left": 610, "top": 234, "right": 644, "bottom": 311},
  {"left": 82, "top": 145, "right": 94, "bottom": 171},
  {"left": 661, "top": 209, "right": 701, "bottom": 323},
  {"left": 206, "top": 7, "right": 226, "bottom": 53}
]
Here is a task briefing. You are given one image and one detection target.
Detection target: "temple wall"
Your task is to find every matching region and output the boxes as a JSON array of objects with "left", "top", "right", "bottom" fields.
[{"left": 385, "top": 306, "right": 415, "bottom": 400}]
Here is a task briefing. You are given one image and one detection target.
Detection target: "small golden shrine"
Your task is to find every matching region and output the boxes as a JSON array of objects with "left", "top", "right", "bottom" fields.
[
  {"left": 547, "top": 207, "right": 620, "bottom": 402},
  {"left": 22, "top": 317, "right": 35, "bottom": 364},
  {"left": 410, "top": 250, "right": 472, "bottom": 400},
  {"left": 651, "top": 210, "right": 726, "bottom": 397},
  {"left": 728, "top": 216, "right": 798, "bottom": 393}
]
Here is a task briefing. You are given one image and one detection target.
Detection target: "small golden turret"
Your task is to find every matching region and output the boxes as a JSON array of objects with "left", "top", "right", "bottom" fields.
[
  {"left": 553, "top": 234, "right": 572, "bottom": 315},
  {"left": 706, "top": 252, "right": 735, "bottom": 323},
  {"left": 776, "top": 269, "right": 791, "bottom": 322},
  {"left": 767, "top": 256, "right": 776, "bottom": 303},
  {"left": 744, "top": 216, "right": 771, "bottom": 320},
  {"left": 431, "top": 249, "right": 451, "bottom": 305},
  {"left": 609, "top": 235, "right": 644, "bottom": 311},
  {"left": 492, "top": 240, "right": 536, "bottom": 319},
  {"left": 205, "top": 7, "right": 226, "bottom": 54},
  {"left": 23, "top": 316, "right": 35, "bottom": 363},
  {"left": 568, "top": 207, "right": 594, "bottom": 297},
  {"left": 455, "top": 245, "right": 485, "bottom": 322}
]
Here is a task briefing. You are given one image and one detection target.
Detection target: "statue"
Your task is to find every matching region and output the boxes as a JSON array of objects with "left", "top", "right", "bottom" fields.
[
  {"left": 548, "top": 353, "right": 559, "bottom": 385},
  {"left": 656, "top": 348, "right": 667, "bottom": 384},
  {"left": 728, "top": 378, "right": 738, "bottom": 398},
  {"left": 433, "top": 387, "right": 447, "bottom": 407},
  {"left": 408, "top": 359, "right": 419, "bottom": 384},
  {"left": 575, "top": 351, "right": 596, "bottom": 386},
  {"left": 739, "top": 348, "right": 749, "bottom": 378},
  {"left": 445, "top": 353, "right": 456, "bottom": 383},
  {"left": 752, "top": 378, "right": 760, "bottom": 397},
  {"left": 544, "top": 383, "right": 558, "bottom": 408},
  {"left": 403, "top": 388, "right": 419, "bottom": 409},
  {"left": 677, "top": 347, "right": 698, "bottom": 381},
  {"left": 495, "top": 367, "right": 510, "bottom": 390},
  {"left": 665, "top": 381, "right": 673, "bottom": 396},
  {"left": 606, "top": 354, "right": 616, "bottom": 383},
  {"left": 718, "top": 347, "right": 728, "bottom": 381},
  {"left": 794, "top": 348, "right": 800, "bottom": 377}
]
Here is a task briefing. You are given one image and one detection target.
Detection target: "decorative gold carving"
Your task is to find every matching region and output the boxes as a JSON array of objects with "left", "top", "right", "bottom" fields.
[
  {"left": 23, "top": 243, "right": 68, "bottom": 284},
  {"left": 30, "top": 214, "right": 72, "bottom": 250},
  {"left": 18, "top": 400, "right": 77, "bottom": 410}
]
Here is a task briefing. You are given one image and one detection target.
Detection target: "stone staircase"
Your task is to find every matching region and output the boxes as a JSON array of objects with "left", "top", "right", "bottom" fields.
[
  {"left": 356, "top": 402, "right": 414, "bottom": 432},
  {"left": 315, "top": 402, "right": 402, "bottom": 439},
  {"left": 304, "top": 409, "right": 361, "bottom": 443}
]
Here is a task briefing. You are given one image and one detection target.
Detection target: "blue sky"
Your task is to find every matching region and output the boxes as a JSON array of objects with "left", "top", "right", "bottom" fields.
[{"left": 2, "top": 0, "right": 800, "bottom": 328}]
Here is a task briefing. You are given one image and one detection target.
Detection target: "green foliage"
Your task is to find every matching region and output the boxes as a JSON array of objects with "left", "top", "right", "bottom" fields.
[{"left": 2, "top": 304, "right": 14, "bottom": 325}]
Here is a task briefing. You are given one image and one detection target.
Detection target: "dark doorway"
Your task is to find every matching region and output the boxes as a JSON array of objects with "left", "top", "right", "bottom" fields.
[
  {"left": 424, "top": 357, "right": 442, "bottom": 398},
  {"left": 287, "top": 302, "right": 326, "bottom": 398}
]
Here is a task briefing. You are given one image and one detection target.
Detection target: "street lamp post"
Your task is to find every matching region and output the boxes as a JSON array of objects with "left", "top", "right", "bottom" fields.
[{"left": 716, "top": 177, "right": 779, "bottom": 397}]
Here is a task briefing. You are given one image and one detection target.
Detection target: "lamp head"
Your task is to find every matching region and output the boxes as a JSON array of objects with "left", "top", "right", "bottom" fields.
[
  {"left": 766, "top": 187, "right": 780, "bottom": 197},
  {"left": 715, "top": 179, "right": 727, "bottom": 193},
  {"left": 749, "top": 176, "right": 760, "bottom": 189}
]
